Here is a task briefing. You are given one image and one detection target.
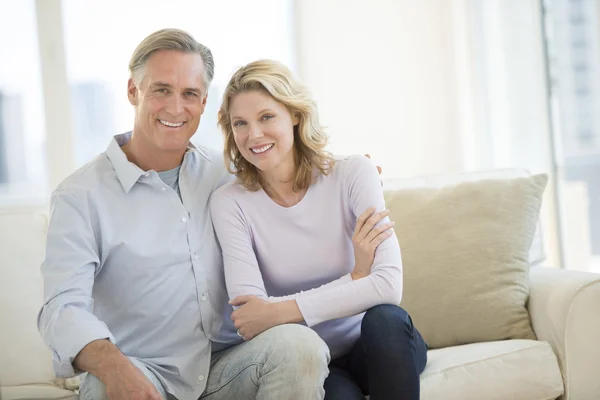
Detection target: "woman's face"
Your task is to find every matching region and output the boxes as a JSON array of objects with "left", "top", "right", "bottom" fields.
[{"left": 229, "top": 90, "right": 299, "bottom": 174}]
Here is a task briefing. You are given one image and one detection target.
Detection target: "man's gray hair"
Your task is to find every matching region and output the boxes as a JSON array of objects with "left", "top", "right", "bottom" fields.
[{"left": 129, "top": 28, "right": 215, "bottom": 91}]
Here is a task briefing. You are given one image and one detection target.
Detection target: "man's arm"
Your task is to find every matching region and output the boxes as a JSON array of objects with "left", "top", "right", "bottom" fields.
[
  {"left": 38, "top": 190, "right": 161, "bottom": 399},
  {"left": 74, "top": 339, "right": 130, "bottom": 381},
  {"left": 37, "top": 189, "right": 117, "bottom": 376},
  {"left": 75, "top": 339, "right": 162, "bottom": 400}
]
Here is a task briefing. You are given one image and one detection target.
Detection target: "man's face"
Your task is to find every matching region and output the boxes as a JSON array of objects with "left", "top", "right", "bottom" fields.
[{"left": 127, "top": 50, "right": 207, "bottom": 154}]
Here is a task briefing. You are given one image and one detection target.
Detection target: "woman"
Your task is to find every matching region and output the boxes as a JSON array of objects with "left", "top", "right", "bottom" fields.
[{"left": 209, "top": 60, "right": 427, "bottom": 400}]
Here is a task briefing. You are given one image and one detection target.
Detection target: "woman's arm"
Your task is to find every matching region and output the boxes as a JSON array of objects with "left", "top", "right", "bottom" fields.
[
  {"left": 209, "top": 189, "right": 354, "bottom": 305},
  {"left": 210, "top": 156, "right": 402, "bottom": 332},
  {"left": 289, "top": 155, "right": 403, "bottom": 326}
]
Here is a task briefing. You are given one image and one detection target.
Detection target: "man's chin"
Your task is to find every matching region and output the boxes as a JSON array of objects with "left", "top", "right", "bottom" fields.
[{"left": 157, "top": 138, "right": 191, "bottom": 152}]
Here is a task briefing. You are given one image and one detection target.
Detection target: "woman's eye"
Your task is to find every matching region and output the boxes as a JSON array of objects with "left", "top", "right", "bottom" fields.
[
  {"left": 233, "top": 120, "right": 246, "bottom": 127},
  {"left": 261, "top": 114, "right": 274, "bottom": 121}
]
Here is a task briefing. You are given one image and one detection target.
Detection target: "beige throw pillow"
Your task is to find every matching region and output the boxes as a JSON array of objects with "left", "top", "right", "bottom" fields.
[{"left": 384, "top": 174, "right": 548, "bottom": 349}]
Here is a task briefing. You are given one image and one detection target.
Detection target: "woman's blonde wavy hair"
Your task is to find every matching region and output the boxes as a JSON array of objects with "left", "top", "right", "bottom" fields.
[{"left": 218, "top": 59, "right": 334, "bottom": 192}]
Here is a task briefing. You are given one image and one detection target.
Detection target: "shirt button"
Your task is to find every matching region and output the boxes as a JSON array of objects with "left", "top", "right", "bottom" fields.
[
  {"left": 201, "top": 294, "right": 207, "bottom": 301},
  {"left": 198, "top": 375, "right": 205, "bottom": 381},
  {"left": 161, "top": 187, "right": 167, "bottom": 192},
  {"left": 144, "top": 172, "right": 150, "bottom": 177},
  {"left": 181, "top": 217, "right": 187, "bottom": 223},
  {"left": 193, "top": 254, "right": 199, "bottom": 260}
]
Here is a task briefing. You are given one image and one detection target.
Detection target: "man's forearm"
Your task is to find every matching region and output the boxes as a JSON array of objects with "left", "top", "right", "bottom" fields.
[{"left": 74, "top": 339, "right": 132, "bottom": 382}]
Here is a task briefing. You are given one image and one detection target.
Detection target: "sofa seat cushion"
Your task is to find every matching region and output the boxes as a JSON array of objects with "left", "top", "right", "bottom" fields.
[
  {"left": 1, "top": 384, "right": 77, "bottom": 400},
  {"left": 421, "top": 339, "right": 564, "bottom": 400}
]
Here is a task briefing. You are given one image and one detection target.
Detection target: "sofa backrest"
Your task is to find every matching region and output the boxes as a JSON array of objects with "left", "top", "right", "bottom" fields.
[
  {"left": 0, "top": 203, "right": 55, "bottom": 386},
  {"left": 0, "top": 168, "right": 545, "bottom": 387}
]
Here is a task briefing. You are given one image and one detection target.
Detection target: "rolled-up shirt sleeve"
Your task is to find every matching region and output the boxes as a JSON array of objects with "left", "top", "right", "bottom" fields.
[{"left": 37, "top": 189, "right": 115, "bottom": 378}]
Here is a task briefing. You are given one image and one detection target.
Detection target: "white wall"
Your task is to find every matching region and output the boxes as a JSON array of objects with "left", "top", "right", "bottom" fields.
[
  {"left": 295, "top": 0, "right": 564, "bottom": 266},
  {"left": 295, "top": 0, "right": 465, "bottom": 180}
]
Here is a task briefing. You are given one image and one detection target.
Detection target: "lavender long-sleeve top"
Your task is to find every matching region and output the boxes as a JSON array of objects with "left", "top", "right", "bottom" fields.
[{"left": 209, "top": 155, "right": 403, "bottom": 359}]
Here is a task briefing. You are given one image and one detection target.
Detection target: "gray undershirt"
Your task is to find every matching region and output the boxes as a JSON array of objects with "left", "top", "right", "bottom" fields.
[{"left": 157, "top": 165, "right": 182, "bottom": 199}]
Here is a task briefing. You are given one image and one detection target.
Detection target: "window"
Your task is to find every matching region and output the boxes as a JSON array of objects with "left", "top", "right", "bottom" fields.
[
  {"left": 543, "top": 0, "right": 600, "bottom": 272},
  {"left": 0, "top": 1, "right": 296, "bottom": 203},
  {"left": 0, "top": 1, "right": 48, "bottom": 203},
  {"left": 61, "top": 0, "right": 296, "bottom": 164}
]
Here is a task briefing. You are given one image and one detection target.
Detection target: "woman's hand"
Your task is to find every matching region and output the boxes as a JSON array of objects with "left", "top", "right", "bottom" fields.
[
  {"left": 230, "top": 295, "right": 276, "bottom": 340},
  {"left": 351, "top": 207, "right": 394, "bottom": 280},
  {"left": 229, "top": 296, "right": 303, "bottom": 340}
]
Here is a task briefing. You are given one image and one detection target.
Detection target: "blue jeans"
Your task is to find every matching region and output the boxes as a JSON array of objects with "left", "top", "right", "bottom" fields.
[
  {"left": 80, "top": 325, "right": 330, "bottom": 400},
  {"left": 324, "top": 305, "right": 428, "bottom": 400}
]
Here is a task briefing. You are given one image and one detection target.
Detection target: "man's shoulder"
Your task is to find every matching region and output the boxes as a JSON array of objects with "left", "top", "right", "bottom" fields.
[
  {"left": 188, "top": 144, "right": 234, "bottom": 191},
  {"left": 54, "top": 153, "right": 113, "bottom": 195},
  {"left": 192, "top": 144, "right": 218, "bottom": 161}
]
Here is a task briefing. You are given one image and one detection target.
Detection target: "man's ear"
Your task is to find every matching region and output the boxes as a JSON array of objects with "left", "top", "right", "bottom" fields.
[{"left": 127, "top": 78, "right": 139, "bottom": 106}]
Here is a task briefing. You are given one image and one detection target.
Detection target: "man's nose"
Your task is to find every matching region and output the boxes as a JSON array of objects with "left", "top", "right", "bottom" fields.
[{"left": 165, "top": 94, "right": 184, "bottom": 115}]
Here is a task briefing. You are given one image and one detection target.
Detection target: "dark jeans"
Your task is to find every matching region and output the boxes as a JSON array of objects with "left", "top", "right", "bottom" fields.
[{"left": 324, "top": 305, "right": 428, "bottom": 400}]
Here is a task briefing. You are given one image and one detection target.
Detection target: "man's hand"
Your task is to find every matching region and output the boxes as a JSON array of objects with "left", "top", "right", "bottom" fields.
[
  {"left": 103, "top": 363, "right": 163, "bottom": 400},
  {"left": 230, "top": 295, "right": 289, "bottom": 340},
  {"left": 74, "top": 340, "right": 162, "bottom": 400}
]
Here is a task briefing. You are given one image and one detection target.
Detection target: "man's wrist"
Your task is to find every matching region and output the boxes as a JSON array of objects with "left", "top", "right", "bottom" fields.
[{"left": 75, "top": 339, "right": 130, "bottom": 383}]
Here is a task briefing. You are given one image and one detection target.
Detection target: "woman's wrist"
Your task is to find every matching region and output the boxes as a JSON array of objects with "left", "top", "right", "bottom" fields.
[
  {"left": 351, "top": 270, "right": 367, "bottom": 280},
  {"left": 273, "top": 300, "right": 304, "bottom": 324}
]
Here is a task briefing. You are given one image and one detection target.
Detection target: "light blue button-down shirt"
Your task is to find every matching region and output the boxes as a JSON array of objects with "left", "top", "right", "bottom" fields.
[{"left": 37, "top": 133, "right": 239, "bottom": 400}]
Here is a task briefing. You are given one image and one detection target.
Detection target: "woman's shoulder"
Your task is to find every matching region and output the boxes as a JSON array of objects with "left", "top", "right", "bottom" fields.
[
  {"left": 329, "top": 154, "right": 376, "bottom": 179},
  {"left": 210, "top": 180, "right": 254, "bottom": 208}
]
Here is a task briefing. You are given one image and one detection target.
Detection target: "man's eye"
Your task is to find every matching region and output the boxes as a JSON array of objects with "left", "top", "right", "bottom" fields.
[
  {"left": 157, "top": 88, "right": 169, "bottom": 94},
  {"left": 185, "top": 91, "right": 198, "bottom": 97}
]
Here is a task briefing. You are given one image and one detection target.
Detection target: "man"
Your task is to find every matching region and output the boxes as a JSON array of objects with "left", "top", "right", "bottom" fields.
[{"left": 37, "top": 28, "right": 330, "bottom": 400}]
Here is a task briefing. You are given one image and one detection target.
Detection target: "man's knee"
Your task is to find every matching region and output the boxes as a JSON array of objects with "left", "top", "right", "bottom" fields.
[
  {"left": 79, "top": 372, "right": 109, "bottom": 400},
  {"left": 78, "top": 358, "right": 166, "bottom": 400},
  {"left": 261, "top": 324, "right": 330, "bottom": 372}
]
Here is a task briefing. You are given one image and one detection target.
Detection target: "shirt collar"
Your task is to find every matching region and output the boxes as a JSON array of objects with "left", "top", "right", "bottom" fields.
[{"left": 105, "top": 132, "right": 211, "bottom": 193}]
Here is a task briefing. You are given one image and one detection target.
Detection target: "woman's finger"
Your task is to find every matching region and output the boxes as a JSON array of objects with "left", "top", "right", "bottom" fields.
[
  {"left": 353, "top": 207, "right": 375, "bottom": 239},
  {"left": 365, "top": 221, "right": 395, "bottom": 243},
  {"left": 372, "top": 229, "right": 394, "bottom": 247},
  {"left": 360, "top": 210, "right": 389, "bottom": 238}
]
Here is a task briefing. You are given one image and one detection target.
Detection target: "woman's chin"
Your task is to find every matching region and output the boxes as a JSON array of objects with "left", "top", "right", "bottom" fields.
[{"left": 246, "top": 158, "right": 273, "bottom": 172}]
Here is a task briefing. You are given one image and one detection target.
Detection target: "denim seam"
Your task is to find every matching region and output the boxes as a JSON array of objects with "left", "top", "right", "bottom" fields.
[{"left": 200, "top": 362, "right": 263, "bottom": 398}]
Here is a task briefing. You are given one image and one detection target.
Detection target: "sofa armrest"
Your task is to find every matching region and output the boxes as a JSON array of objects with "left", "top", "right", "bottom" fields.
[{"left": 529, "top": 267, "right": 600, "bottom": 400}]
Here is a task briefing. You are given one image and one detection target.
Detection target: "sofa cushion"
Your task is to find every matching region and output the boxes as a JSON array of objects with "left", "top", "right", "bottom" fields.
[
  {"left": 1, "top": 384, "right": 78, "bottom": 400},
  {"left": 421, "top": 340, "right": 564, "bottom": 400},
  {"left": 0, "top": 205, "right": 55, "bottom": 386},
  {"left": 384, "top": 174, "right": 547, "bottom": 348}
]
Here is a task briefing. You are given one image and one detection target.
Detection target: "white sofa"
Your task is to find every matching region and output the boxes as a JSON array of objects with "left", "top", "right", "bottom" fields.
[{"left": 1, "top": 170, "right": 600, "bottom": 400}]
